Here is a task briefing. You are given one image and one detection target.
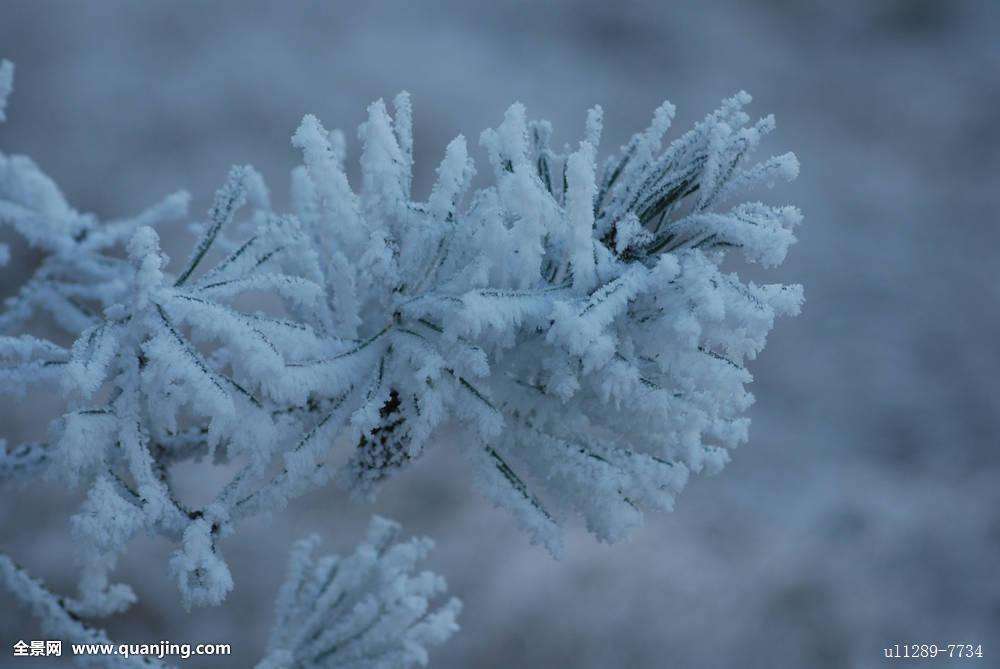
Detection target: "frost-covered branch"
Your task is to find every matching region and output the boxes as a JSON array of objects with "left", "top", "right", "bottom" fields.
[
  {"left": 257, "top": 517, "right": 460, "bottom": 669},
  {"left": 0, "top": 553, "right": 169, "bottom": 668},
  {"left": 0, "top": 62, "right": 188, "bottom": 336},
  {"left": 0, "top": 56, "right": 801, "bottom": 666}
]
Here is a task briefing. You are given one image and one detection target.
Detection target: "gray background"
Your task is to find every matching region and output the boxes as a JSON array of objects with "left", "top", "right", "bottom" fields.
[{"left": 1, "top": 1, "right": 998, "bottom": 667}]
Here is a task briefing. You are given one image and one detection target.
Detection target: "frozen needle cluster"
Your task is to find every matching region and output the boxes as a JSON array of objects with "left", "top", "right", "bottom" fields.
[{"left": 258, "top": 517, "right": 460, "bottom": 669}]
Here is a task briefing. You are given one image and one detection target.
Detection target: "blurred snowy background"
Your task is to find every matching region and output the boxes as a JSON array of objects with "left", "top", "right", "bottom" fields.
[{"left": 1, "top": 1, "right": 998, "bottom": 667}]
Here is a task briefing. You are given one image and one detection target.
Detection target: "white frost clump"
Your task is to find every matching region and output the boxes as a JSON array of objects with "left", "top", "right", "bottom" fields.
[
  {"left": 258, "top": 517, "right": 460, "bottom": 669},
  {"left": 169, "top": 519, "right": 235, "bottom": 610},
  {"left": 0, "top": 58, "right": 801, "bottom": 668},
  {"left": 288, "top": 90, "right": 802, "bottom": 554}
]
